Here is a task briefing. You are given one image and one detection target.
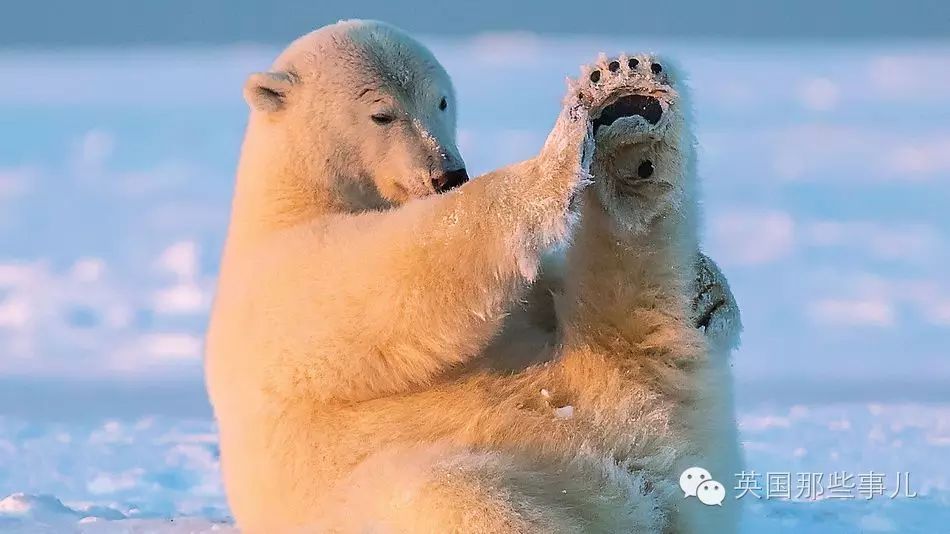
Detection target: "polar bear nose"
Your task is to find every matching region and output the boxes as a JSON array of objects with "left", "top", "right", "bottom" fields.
[{"left": 433, "top": 168, "right": 469, "bottom": 193}]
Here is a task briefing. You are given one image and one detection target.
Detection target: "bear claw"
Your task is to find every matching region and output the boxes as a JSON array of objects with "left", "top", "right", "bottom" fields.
[{"left": 572, "top": 54, "right": 673, "bottom": 137}]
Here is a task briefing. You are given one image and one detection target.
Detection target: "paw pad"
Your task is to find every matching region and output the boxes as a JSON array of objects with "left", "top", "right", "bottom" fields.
[
  {"left": 567, "top": 53, "right": 675, "bottom": 136},
  {"left": 593, "top": 94, "right": 663, "bottom": 133}
]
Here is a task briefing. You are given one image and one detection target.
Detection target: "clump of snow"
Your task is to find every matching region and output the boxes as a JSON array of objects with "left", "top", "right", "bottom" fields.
[{"left": 0, "top": 492, "right": 77, "bottom": 518}]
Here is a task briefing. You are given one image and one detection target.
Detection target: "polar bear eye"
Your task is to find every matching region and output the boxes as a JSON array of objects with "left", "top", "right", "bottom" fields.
[
  {"left": 439, "top": 97, "right": 447, "bottom": 111},
  {"left": 371, "top": 113, "right": 395, "bottom": 125}
]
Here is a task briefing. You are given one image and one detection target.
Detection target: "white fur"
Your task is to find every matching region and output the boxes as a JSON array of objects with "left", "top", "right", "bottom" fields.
[{"left": 206, "top": 21, "right": 742, "bottom": 533}]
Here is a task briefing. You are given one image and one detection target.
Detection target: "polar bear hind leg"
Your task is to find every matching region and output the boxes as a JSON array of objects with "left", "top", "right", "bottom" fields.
[{"left": 311, "top": 445, "right": 663, "bottom": 534}]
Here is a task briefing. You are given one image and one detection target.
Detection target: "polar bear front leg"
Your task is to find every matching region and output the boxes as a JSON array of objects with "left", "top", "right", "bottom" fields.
[
  {"left": 550, "top": 54, "right": 741, "bottom": 533},
  {"left": 242, "top": 76, "right": 610, "bottom": 405},
  {"left": 557, "top": 52, "right": 707, "bottom": 381}
]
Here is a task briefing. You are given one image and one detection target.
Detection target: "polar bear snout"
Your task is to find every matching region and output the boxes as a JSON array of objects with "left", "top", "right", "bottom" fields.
[{"left": 432, "top": 167, "right": 469, "bottom": 193}]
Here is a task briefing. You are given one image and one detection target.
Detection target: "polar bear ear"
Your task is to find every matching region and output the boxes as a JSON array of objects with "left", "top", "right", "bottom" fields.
[{"left": 244, "top": 71, "right": 296, "bottom": 112}]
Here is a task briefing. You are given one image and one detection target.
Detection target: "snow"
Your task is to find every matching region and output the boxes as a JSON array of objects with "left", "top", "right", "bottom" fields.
[
  {"left": 0, "top": 403, "right": 946, "bottom": 532},
  {"left": 0, "top": 416, "right": 232, "bottom": 532}
]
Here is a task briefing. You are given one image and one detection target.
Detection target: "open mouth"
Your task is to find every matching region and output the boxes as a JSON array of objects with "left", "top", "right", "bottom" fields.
[{"left": 592, "top": 94, "right": 664, "bottom": 133}]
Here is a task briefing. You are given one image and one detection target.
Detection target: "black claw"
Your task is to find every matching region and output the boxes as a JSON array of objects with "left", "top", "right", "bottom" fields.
[
  {"left": 590, "top": 69, "right": 601, "bottom": 83},
  {"left": 651, "top": 62, "right": 662, "bottom": 74},
  {"left": 628, "top": 58, "right": 639, "bottom": 69},
  {"left": 608, "top": 60, "right": 620, "bottom": 72},
  {"left": 637, "top": 160, "right": 654, "bottom": 178}
]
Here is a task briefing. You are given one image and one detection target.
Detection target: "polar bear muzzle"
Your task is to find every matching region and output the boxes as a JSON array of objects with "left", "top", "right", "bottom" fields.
[{"left": 432, "top": 167, "right": 469, "bottom": 193}]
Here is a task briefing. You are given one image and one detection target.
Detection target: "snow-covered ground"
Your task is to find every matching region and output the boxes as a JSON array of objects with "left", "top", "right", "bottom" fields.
[
  {"left": 1, "top": 37, "right": 948, "bottom": 532},
  {"left": 1, "top": 403, "right": 949, "bottom": 532}
]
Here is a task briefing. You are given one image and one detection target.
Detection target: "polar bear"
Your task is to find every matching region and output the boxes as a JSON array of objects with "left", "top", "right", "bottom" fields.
[
  {"left": 205, "top": 20, "right": 741, "bottom": 533},
  {"left": 560, "top": 54, "right": 743, "bottom": 533}
]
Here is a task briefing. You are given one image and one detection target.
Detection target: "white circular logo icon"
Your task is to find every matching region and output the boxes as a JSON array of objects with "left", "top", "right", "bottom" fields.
[
  {"left": 679, "top": 466, "right": 712, "bottom": 497},
  {"left": 697, "top": 480, "right": 726, "bottom": 506}
]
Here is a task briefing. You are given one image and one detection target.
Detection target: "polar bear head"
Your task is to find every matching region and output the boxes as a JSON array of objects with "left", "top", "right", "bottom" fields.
[{"left": 242, "top": 20, "right": 467, "bottom": 212}]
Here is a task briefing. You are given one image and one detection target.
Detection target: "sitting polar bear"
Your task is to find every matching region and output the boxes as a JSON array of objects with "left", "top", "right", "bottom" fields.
[{"left": 206, "top": 19, "right": 742, "bottom": 533}]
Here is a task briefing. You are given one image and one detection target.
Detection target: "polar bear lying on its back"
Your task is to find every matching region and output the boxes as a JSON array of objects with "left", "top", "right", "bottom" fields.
[{"left": 205, "top": 20, "right": 742, "bottom": 533}]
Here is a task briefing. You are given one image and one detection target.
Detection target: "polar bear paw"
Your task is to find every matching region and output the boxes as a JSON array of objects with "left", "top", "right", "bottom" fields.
[
  {"left": 581, "top": 53, "right": 679, "bottom": 146},
  {"left": 540, "top": 54, "right": 670, "bottom": 199},
  {"left": 580, "top": 53, "right": 686, "bottom": 233},
  {"left": 539, "top": 52, "right": 669, "bottom": 189},
  {"left": 691, "top": 253, "right": 742, "bottom": 351}
]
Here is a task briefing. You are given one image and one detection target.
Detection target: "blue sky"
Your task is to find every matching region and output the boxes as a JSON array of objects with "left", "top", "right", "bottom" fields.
[
  {"left": 3, "top": 0, "right": 948, "bottom": 45},
  {"left": 0, "top": 37, "right": 948, "bottom": 405}
]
